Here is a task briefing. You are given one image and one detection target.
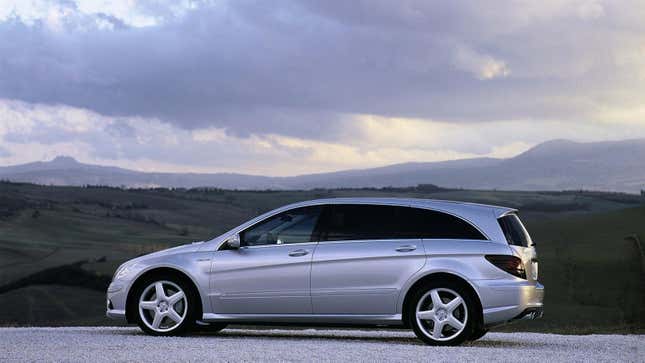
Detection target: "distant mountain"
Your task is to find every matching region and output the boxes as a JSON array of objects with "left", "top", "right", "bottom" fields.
[
  {"left": 1, "top": 139, "right": 644, "bottom": 192},
  {"left": 0, "top": 156, "right": 274, "bottom": 190}
]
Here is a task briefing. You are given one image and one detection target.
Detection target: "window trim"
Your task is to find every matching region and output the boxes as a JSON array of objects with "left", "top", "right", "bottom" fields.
[{"left": 240, "top": 241, "right": 319, "bottom": 250}]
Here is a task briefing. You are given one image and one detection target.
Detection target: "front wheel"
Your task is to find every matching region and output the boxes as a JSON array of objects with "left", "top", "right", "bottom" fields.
[
  {"left": 133, "top": 275, "right": 197, "bottom": 336},
  {"left": 407, "top": 281, "right": 477, "bottom": 346}
]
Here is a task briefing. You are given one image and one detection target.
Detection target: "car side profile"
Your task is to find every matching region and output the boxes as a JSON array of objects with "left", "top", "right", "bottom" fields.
[{"left": 106, "top": 198, "right": 544, "bottom": 345}]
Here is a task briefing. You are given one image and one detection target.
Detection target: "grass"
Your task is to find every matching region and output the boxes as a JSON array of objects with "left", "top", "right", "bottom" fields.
[
  {"left": 506, "top": 206, "right": 645, "bottom": 334},
  {"left": 0, "top": 181, "right": 643, "bottom": 332}
]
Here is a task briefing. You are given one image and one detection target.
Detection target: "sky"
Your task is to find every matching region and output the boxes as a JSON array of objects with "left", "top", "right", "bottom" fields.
[{"left": 0, "top": 0, "right": 644, "bottom": 175}]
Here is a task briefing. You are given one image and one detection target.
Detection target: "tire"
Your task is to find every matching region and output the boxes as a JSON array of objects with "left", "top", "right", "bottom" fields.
[
  {"left": 406, "top": 280, "right": 477, "bottom": 346},
  {"left": 130, "top": 273, "right": 198, "bottom": 336},
  {"left": 468, "top": 327, "right": 488, "bottom": 341}
]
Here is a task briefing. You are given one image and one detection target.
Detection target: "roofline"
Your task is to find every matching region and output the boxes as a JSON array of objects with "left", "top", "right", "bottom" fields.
[
  {"left": 209, "top": 197, "right": 514, "bottom": 246},
  {"left": 280, "top": 197, "right": 515, "bottom": 214}
]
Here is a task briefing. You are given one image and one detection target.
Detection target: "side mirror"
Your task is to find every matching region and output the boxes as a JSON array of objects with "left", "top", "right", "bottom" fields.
[{"left": 226, "top": 234, "right": 241, "bottom": 249}]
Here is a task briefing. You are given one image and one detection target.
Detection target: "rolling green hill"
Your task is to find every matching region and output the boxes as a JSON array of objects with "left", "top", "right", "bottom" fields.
[{"left": 0, "top": 181, "right": 643, "bottom": 332}]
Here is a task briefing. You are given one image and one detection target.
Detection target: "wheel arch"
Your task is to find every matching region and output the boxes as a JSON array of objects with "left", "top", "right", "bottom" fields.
[
  {"left": 125, "top": 266, "right": 204, "bottom": 323},
  {"left": 400, "top": 271, "right": 483, "bottom": 329}
]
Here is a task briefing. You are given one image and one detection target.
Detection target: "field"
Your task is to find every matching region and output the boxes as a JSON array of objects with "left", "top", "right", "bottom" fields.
[{"left": 0, "top": 181, "right": 644, "bottom": 333}]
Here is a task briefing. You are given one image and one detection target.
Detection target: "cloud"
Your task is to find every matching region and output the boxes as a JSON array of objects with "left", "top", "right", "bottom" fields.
[
  {"left": 0, "top": 145, "right": 10, "bottom": 157},
  {"left": 2, "top": 99, "right": 645, "bottom": 175},
  {"left": 0, "top": 0, "right": 643, "bottom": 137},
  {"left": 453, "top": 46, "right": 510, "bottom": 80},
  {"left": 0, "top": 1, "right": 643, "bottom": 174}
]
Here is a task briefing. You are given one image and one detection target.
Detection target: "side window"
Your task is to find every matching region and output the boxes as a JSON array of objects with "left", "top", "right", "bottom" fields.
[
  {"left": 322, "top": 205, "right": 401, "bottom": 241},
  {"left": 320, "top": 204, "right": 486, "bottom": 242},
  {"left": 241, "top": 206, "right": 323, "bottom": 247},
  {"left": 408, "top": 208, "right": 487, "bottom": 240}
]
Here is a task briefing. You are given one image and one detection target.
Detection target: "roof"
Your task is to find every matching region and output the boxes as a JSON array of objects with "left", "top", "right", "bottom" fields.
[
  {"left": 277, "top": 198, "right": 515, "bottom": 242},
  {"left": 285, "top": 197, "right": 515, "bottom": 217}
]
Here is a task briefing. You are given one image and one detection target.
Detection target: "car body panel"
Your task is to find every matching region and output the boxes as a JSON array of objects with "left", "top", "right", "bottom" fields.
[
  {"left": 311, "top": 238, "right": 426, "bottom": 314},
  {"left": 208, "top": 243, "right": 315, "bottom": 314}
]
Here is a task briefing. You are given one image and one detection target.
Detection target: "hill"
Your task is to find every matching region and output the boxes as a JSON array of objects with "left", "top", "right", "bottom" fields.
[
  {"left": 0, "top": 181, "right": 643, "bottom": 332},
  {"left": 1, "top": 139, "right": 644, "bottom": 192}
]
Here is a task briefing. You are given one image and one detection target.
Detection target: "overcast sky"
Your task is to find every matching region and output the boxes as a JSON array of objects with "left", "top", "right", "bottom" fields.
[{"left": 0, "top": 0, "right": 644, "bottom": 175}]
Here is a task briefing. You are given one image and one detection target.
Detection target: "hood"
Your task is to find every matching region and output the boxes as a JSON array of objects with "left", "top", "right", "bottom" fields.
[{"left": 130, "top": 240, "right": 205, "bottom": 263}]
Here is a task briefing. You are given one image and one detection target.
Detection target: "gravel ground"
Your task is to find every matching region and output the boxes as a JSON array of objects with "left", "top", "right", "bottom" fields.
[{"left": 0, "top": 327, "right": 642, "bottom": 362}]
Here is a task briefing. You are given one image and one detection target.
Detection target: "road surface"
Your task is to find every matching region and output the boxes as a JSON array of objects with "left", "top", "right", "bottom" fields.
[{"left": 0, "top": 327, "right": 642, "bottom": 362}]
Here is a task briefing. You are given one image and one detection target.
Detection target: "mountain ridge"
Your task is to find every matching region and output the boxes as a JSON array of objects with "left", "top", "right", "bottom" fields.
[{"left": 1, "top": 139, "right": 644, "bottom": 192}]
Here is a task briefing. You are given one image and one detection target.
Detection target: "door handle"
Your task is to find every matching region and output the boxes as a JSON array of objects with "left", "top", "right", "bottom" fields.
[
  {"left": 288, "top": 249, "right": 309, "bottom": 257},
  {"left": 396, "top": 245, "right": 417, "bottom": 252}
]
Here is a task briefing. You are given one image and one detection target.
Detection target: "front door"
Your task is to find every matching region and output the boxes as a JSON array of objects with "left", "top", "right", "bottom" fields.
[{"left": 209, "top": 206, "right": 323, "bottom": 314}]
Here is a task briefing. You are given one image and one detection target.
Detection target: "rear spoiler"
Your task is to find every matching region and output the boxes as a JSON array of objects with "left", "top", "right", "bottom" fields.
[{"left": 493, "top": 207, "right": 518, "bottom": 219}]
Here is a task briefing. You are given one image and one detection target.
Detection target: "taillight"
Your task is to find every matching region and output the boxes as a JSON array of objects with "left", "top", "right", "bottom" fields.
[{"left": 485, "top": 255, "right": 526, "bottom": 279}]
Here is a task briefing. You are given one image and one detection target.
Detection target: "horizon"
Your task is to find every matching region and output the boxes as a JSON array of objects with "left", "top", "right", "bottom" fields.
[
  {"left": 1, "top": 137, "right": 643, "bottom": 194},
  {"left": 1, "top": 137, "right": 643, "bottom": 177}
]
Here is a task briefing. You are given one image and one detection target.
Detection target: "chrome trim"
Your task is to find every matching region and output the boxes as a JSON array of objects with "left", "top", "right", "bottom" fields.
[{"left": 241, "top": 242, "right": 318, "bottom": 249}]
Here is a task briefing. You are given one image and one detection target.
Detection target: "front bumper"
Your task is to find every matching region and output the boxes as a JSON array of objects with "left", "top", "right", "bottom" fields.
[
  {"left": 106, "top": 281, "right": 128, "bottom": 321},
  {"left": 106, "top": 309, "right": 126, "bottom": 319},
  {"left": 474, "top": 279, "right": 544, "bottom": 327}
]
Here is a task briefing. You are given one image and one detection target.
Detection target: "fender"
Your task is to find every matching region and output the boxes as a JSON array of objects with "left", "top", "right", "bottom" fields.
[
  {"left": 124, "top": 257, "right": 212, "bottom": 319},
  {"left": 396, "top": 259, "right": 485, "bottom": 315}
]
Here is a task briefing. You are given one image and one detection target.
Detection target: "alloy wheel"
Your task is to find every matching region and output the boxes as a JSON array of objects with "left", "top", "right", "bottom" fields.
[
  {"left": 415, "top": 288, "right": 468, "bottom": 341},
  {"left": 138, "top": 280, "right": 188, "bottom": 333}
]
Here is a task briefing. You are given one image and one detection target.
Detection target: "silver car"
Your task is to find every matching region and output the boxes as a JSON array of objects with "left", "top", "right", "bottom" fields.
[{"left": 106, "top": 198, "right": 544, "bottom": 345}]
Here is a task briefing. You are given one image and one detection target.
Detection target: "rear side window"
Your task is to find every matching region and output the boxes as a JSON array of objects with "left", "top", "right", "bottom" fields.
[
  {"left": 498, "top": 213, "right": 532, "bottom": 247},
  {"left": 320, "top": 204, "right": 486, "bottom": 241}
]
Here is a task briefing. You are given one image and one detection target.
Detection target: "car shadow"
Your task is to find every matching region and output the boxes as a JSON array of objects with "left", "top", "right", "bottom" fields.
[
  {"left": 182, "top": 329, "right": 551, "bottom": 349},
  {"left": 204, "top": 330, "right": 423, "bottom": 345},
  {"left": 111, "top": 327, "right": 553, "bottom": 349}
]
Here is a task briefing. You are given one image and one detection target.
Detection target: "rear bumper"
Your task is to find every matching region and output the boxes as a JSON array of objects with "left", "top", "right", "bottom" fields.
[
  {"left": 513, "top": 306, "right": 544, "bottom": 321},
  {"left": 473, "top": 279, "right": 544, "bottom": 327}
]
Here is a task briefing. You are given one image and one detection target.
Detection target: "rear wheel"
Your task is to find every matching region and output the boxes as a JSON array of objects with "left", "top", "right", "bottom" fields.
[
  {"left": 407, "top": 281, "right": 476, "bottom": 346},
  {"left": 194, "top": 322, "right": 228, "bottom": 333},
  {"left": 469, "top": 327, "right": 488, "bottom": 341},
  {"left": 132, "top": 274, "right": 198, "bottom": 336}
]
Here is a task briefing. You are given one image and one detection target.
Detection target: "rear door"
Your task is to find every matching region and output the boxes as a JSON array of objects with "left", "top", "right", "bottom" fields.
[{"left": 310, "top": 204, "right": 426, "bottom": 314}]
